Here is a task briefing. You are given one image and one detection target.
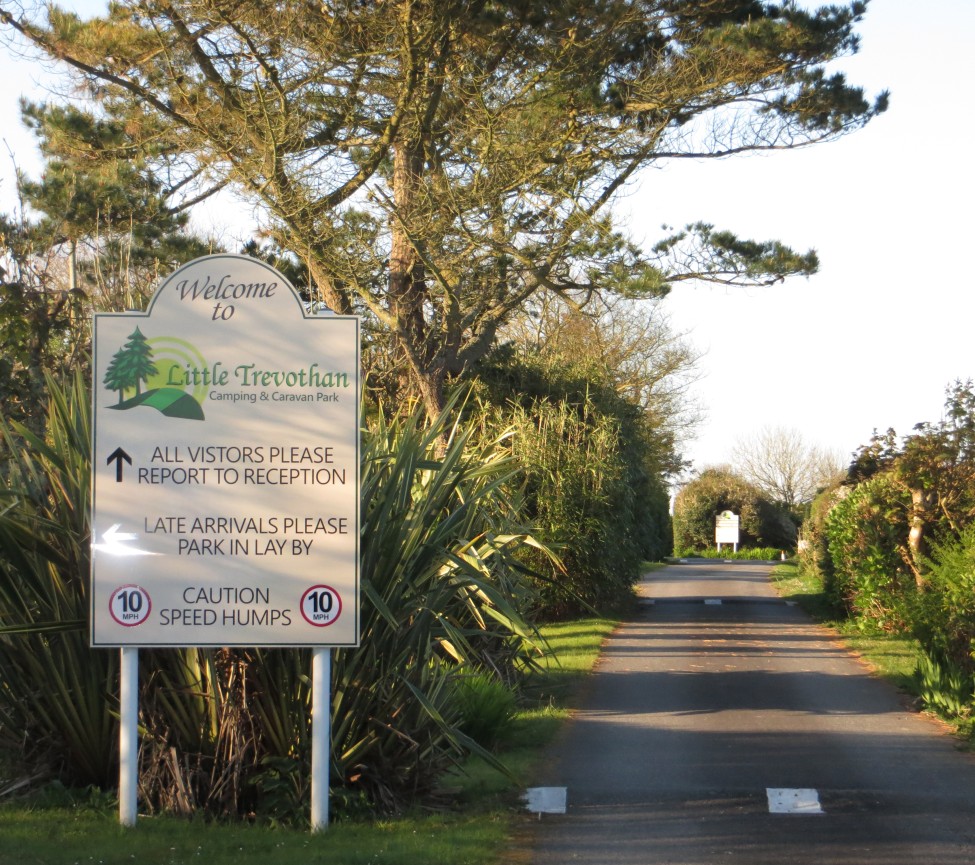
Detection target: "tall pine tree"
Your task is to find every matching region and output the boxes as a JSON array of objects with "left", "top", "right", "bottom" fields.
[{"left": 1, "top": 1, "right": 887, "bottom": 419}]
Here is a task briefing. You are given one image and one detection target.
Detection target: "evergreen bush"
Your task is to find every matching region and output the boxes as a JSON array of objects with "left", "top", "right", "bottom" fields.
[
  {"left": 824, "top": 473, "right": 911, "bottom": 628},
  {"left": 797, "top": 484, "right": 846, "bottom": 589},
  {"left": 471, "top": 353, "right": 673, "bottom": 617},
  {"left": 672, "top": 467, "right": 796, "bottom": 553},
  {"left": 906, "top": 524, "right": 975, "bottom": 684}
]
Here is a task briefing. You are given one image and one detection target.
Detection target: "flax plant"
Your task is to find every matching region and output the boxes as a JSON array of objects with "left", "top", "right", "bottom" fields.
[
  {"left": 0, "top": 377, "right": 547, "bottom": 818},
  {"left": 246, "top": 396, "right": 549, "bottom": 813},
  {"left": 107, "top": 395, "right": 549, "bottom": 818},
  {"left": 0, "top": 369, "right": 117, "bottom": 786}
]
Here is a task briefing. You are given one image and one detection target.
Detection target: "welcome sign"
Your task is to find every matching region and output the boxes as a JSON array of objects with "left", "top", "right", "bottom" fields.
[{"left": 91, "top": 255, "right": 360, "bottom": 647}]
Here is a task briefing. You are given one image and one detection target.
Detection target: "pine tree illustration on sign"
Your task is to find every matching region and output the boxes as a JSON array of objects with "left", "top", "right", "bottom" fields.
[
  {"left": 104, "top": 328, "right": 158, "bottom": 404},
  {"left": 103, "top": 328, "right": 205, "bottom": 420}
]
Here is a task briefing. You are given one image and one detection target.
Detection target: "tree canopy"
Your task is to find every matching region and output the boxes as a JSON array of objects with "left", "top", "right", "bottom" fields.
[
  {"left": 846, "top": 379, "right": 975, "bottom": 579},
  {"left": 0, "top": 0, "right": 887, "bottom": 417},
  {"left": 732, "top": 425, "right": 846, "bottom": 508},
  {"left": 0, "top": 99, "right": 215, "bottom": 430}
]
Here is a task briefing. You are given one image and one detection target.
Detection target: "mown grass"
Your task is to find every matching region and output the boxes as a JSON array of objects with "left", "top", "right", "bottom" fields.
[
  {"left": 3, "top": 805, "right": 520, "bottom": 865},
  {"left": 0, "top": 617, "right": 618, "bottom": 865},
  {"left": 0, "top": 801, "right": 509, "bottom": 865}
]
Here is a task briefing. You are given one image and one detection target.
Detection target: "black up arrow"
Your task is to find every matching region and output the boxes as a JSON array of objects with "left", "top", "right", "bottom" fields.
[{"left": 107, "top": 447, "right": 133, "bottom": 482}]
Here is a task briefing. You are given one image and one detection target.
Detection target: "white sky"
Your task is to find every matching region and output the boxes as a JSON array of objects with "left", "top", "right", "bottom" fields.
[
  {"left": 2, "top": 1, "right": 973, "bottom": 473},
  {"left": 622, "top": 0, "right": 975, "bottom": 470}
]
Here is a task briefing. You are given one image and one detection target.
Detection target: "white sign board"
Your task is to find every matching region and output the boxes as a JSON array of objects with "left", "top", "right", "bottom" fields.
[
  {"left": 91, "top": 255, "right": 359, "bottom": 647},
  {"left": 715, "top": 510, "right": 740, "bottom": 546}
]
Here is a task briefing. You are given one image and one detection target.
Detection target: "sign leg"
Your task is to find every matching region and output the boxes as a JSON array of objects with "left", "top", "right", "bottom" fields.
[
  {"left": 119, "top": 646, "right": 139, "bottom": 827},
  {"left": 311, "top": 647, "right": 331, "bottom": 832}
]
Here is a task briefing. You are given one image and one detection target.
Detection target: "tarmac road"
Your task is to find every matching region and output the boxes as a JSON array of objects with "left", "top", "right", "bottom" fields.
[{"left": 524, "top": 561, "right": 975, "bottom": 865}]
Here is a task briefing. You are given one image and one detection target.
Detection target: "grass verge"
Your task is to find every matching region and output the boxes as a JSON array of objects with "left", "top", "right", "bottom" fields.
[
  {"left": 0, "top": 803, "right": 507, "bottom": 865},
  {"left": 443, "top": 616, "right": 619, "bottom": 807},
  {"left": 769, "top": 562, "right": 922, "bottom": 698},
  {"left": 0, "top": 617, "right": 618, "bottom": 865}
]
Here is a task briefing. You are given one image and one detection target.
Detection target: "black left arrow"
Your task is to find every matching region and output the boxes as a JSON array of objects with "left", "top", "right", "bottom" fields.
[{"left": 107, "top": 447, "right": 133, "bottom": 482}]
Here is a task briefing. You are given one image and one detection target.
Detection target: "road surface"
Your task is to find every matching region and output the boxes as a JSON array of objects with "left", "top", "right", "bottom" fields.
[{"left": 524, "top": 561, "right": 975, "bottom": 864}]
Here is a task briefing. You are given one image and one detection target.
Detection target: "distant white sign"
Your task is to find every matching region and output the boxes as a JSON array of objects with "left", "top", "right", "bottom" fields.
[
  {"left": 715, "top": 510, "right": 740, "bottom": 548},
  {"left": 91, "top": 255, "right": 360, "bottom": 647}
]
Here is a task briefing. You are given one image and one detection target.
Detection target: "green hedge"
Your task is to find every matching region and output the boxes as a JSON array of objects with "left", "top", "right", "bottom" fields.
[
  {"left": 673, "top": 547, "right": 786, "bottom": 561},
  {"left": 824, "top": 473, "right": 911, "bottom": 629}
]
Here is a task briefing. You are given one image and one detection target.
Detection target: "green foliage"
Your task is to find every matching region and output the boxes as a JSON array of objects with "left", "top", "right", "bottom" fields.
[
  {"left": 824, "top": 473, "right": 911, "bottom": 628},
  {"left": 897, "top": 380, "right": 975, "bottom": 501},
  {"left": 451, "top": 673, "right": 518, "bottom": 751},
  {"left": 1, "top": 0, "right": 887, "bottom": 418},
  {"left": 819, "top": 381, "right": 975, "bottom": 637},
  {"left": 672, "top": 466, "right": 796, "bottom": 553},
  {"left": 913, "top": 651, "right": 972, "bottom": 722},
  {"left": 0, "top": 613, "right": 618, "bottom": 861},
  {"left": 0, "top": 376, "right": 548, "bottom": 818},
  {"left": 906, "top": 524, "right": 975, "bottom": 685},
  {"left": 0, "top": 370, "right": 117, "bottom": 787},
  {"left": 803, "top": 383, "right": 975, "bottom": 727},
  {"left": 846, "top": 381, "right": 975, "bottom": 573},
  {"left": 0, "top": 218, "right": 89, "bottom": 433},
  {"left": 653, "top": 222, "right": 819, "bottom": 285},
  {"left": 138, "top": 397, "right": 551, "bottom": 818},
  {"left": 325, "top": 401, "right": 546, "bottom": 809},
  {"left": 0, "top": 99, "right": 217, "bottom": 435},
  {"left": 17, "top": 99, "right": 214, "bottom": 282},
  {"left": 673, "top": 546, "right": 785, "bottom": 561},
  {"left": 504, "top": 398, "right": 638, "bottom": 614},
  {"left": 797, "top": 483, "right": 846, "bottom": 588},
  {"left": 472, "top": 350, "right": 673, "bottom": 617}
]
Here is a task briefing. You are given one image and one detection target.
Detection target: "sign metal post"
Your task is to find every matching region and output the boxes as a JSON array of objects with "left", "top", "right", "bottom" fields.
[
  {"left": 119, "top": 647, "right": 138, "bottom": 827},
  {"left": 311, "top": 646, "right": 331, "bottom": 831}
]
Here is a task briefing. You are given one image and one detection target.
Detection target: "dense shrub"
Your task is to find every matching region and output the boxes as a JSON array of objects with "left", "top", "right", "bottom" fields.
[
  {"left": 0, "top": 371, "right": 117, "bottom": 787},
  {"left": 797, "top": 484, "right": 846, "bottom": 594},
  {"left": 824, "top": 473, "right": 911, "bottom": 628},
  {"left": 673, "top": 546, "right": 784, "bottom": 561},
  {"left": 323, "top": 403, "right": 544, "bottom": 809},
  {"left": 805, "top": 384, "right": 975, "bottom": 723},
  {"left": 907, "top": 525, "right": 975, "bottom": 682},
  {"left": 472, "top": 353, "right": 673, "bottom": 617},
  {"left": 906, "top": 526, "right": 975, "bottom": 721},
  {"left": 502, "top": 397, "right": 663, "bottom": 614}
]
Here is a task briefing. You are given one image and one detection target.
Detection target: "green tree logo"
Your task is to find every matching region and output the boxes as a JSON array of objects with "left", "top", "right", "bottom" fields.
[
  {"left": 104, "top": 327, "right": 158, "bottom": 404},
  {"left": 104, "top": 329, "right": 205, "bottom": 421}
]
